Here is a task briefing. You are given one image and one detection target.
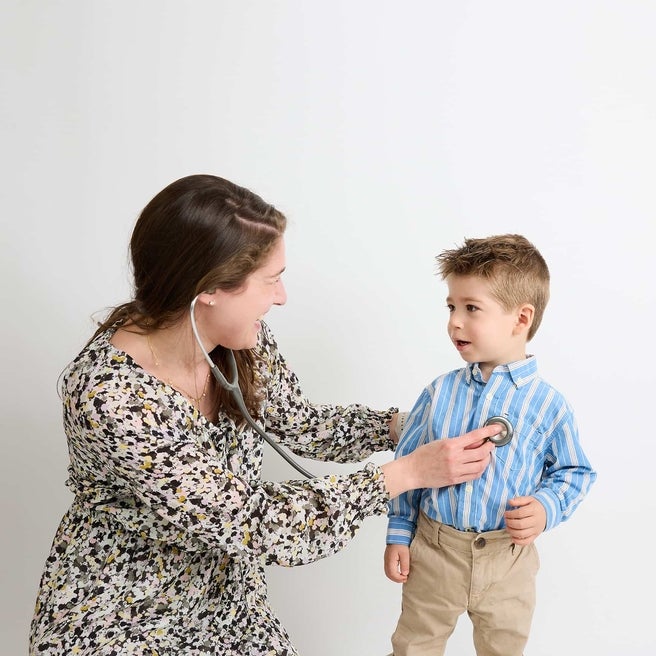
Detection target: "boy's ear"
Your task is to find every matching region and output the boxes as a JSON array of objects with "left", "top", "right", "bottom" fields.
[{"left": 513, "top": 303, "right": 535, "bottom": 336}]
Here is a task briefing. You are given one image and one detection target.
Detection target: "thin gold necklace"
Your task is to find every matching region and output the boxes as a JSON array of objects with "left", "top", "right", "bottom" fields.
[{"left": 146, "top": 333, "right": 211, "bottom": 406}]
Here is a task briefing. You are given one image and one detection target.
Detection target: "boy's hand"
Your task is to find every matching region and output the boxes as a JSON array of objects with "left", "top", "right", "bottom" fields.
[
  {"left": 384, "top": 544, "right": 411, "bottom": 583},
  {"left": 504, "top": 496, "right": 547, "bottom": 545}
]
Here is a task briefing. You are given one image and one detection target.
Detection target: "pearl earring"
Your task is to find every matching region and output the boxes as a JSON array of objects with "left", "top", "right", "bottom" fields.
[{"left": 208, "top": 300, "right": 215, "bottom": 306}]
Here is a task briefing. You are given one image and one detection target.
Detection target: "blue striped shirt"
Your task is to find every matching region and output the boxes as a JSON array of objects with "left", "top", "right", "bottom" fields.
[{"left": 387, "top": 356, "right": 596, "bottom": 545}]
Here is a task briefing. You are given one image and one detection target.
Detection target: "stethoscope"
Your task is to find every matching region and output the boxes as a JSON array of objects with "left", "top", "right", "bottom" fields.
[
  {"left": 190, "top": 295, "right": 315, "bottom": 479},
  {"left": 190, "top": 295, "right": 515, "bottom": 478},
  {"left": 484, "top": 416, "right": 514, "bottom": 447}
]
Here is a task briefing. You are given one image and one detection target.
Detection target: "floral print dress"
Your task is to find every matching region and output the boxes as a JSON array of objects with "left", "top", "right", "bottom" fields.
[{"left": 30, "top": 323, "right": 396, "bottom": 655}]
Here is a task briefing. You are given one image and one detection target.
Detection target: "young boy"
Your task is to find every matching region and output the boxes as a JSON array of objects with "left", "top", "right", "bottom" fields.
[{"left": 385, "top": 234, "right": 596, "bottom": 656}]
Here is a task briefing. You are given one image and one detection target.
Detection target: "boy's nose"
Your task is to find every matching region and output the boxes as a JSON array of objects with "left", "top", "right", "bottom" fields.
[{"left": 448, "top": 312, "right": 463, "bottom": 329}]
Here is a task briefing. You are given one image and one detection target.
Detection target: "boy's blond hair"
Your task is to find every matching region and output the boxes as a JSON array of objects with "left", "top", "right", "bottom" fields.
[{"left": 436, "top": 234, "right": 550, "bottom": 341}]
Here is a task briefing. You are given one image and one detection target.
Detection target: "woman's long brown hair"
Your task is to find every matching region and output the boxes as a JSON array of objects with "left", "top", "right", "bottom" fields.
[{"left": 91, "top": 174, "right": 287, "bottom": 423}]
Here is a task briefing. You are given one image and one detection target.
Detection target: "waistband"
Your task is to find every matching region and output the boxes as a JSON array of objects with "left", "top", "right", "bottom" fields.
[{"left": 417, "top": 512, "right": 513, "bottom": 554}]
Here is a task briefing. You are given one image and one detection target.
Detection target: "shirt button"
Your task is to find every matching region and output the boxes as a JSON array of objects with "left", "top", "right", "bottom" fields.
[{"left": 474, "top": 536, "right": 486, "bottom": 549}]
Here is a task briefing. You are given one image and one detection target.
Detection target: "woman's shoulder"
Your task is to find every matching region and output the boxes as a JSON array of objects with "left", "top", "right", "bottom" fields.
[
  {"left": 65, "top": 328, "right": 113, "bottom": 374},
  {"left": 61, "top": 328, "right": 140, "bottom": 400},
  {"left": 109, "top": 325, "right": 146, "bottom": 358}
]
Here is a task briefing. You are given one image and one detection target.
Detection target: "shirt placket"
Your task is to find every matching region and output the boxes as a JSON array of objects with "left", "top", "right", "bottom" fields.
[{"left": 457, "top": 373, "right": 498, "bottom": 531}]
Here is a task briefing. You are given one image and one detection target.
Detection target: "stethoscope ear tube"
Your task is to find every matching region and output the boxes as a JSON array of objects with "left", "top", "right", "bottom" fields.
[{"left": 484, "top": 416, "right": 514, "bottom": 447}]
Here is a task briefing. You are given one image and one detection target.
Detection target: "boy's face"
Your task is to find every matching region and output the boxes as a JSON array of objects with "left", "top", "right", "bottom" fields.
[{"left": 445, "top": 274, "right": 530, "bottom": 378}]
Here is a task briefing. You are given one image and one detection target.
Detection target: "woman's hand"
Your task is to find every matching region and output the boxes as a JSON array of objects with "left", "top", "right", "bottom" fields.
[{"left": 380, "top": 424, "right": 498, "bottom": 498}]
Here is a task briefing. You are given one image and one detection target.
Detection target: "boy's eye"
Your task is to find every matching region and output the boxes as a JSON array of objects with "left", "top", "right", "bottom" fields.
[
  {"left": 466, "top": 305, "right": 479, "bottom": 312},
  {"left": 446, "top": 304, "right": 455, "bottom": 312}
]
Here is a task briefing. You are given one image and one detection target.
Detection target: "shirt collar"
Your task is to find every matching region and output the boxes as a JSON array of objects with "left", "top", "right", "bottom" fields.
[{"left": 465, "top": 355, "right": 538, "bottom": 388}]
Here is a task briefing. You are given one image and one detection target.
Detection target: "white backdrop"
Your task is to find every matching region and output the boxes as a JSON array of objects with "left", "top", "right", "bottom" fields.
[{"left": 2, "top": 2, "right": 655, "bottom": 654}]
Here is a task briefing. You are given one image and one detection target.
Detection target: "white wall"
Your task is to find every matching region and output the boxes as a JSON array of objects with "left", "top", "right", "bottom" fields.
[{"left": 2, "top": 1, "right": 654, "bottom": 654}]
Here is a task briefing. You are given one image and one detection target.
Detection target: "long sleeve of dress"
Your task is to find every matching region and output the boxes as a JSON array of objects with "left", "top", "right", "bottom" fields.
[
  {"left": 63, "top": 330, "right": 390, "bottom": 568},
  {"left": 259, "top": 323, "right": 397, "bottom": 462}
]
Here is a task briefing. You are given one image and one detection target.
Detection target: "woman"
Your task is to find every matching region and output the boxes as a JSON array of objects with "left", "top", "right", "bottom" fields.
[{"left": 30, "top": 174, "right": 497, "bottom": 655}]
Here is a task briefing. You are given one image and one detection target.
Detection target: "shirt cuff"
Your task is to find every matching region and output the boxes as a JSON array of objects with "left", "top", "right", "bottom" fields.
[
  {"left": 533, "top": 488, "right": 563, "bottom": 530},
  {"left": 386, "top": 516, "right": 415, "bottom": 546}
]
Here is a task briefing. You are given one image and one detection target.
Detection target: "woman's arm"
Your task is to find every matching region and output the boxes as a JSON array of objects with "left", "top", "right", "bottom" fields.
[
  {"left": 67, "top": 375, "right": 496, "bottom": 570},
  {"left": 67, "top": 375, "right": 393, "bottom": 568},
  {"left": 64, "top": 330, "right": 496, "bottom": 570}
]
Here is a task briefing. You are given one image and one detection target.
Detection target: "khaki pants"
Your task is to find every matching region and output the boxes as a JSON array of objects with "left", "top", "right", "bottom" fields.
[{"left": 391, "top": 513, "right": 539, "bottom": 656}]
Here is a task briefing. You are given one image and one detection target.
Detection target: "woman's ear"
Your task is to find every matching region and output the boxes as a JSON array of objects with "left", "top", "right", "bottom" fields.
[
  {"left": 513, "top": 303, "right": 535, "bottom": 336},
  {"left": 195, "top": 291, "right": 218, "bottom": 307}
]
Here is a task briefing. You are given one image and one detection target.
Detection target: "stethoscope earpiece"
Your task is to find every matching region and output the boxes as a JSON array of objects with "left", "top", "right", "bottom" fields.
[{"left": 484, "top": 416, "right": 514, "bottom": 447}]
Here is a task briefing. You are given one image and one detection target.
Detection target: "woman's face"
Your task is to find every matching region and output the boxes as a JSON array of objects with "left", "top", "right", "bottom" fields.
[{"left": 204, "top": 238, "right": 287, "bottom": 350}]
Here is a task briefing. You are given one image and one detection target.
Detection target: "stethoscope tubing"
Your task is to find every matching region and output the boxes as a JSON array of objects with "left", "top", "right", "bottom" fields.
[{"left": 190, "top": 295, "right": 315, "bottom": 478}]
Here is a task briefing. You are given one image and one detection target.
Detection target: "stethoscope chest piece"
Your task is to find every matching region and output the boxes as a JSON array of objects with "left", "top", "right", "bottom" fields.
[{"left": 484, "top": 416, "right": 514, "bottom": 447}]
